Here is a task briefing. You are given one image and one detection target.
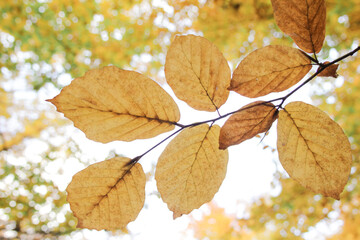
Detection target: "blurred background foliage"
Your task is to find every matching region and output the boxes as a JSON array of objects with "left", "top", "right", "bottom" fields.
[{"left": 0, "top": 0, "right": 359, "bottom": 239}]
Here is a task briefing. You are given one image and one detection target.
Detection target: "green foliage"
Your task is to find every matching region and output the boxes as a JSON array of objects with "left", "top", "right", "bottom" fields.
[{"left": 0, "top": 138, "right": 77, "bottom": 238}]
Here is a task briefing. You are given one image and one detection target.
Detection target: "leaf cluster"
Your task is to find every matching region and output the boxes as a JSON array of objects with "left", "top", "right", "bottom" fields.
[{"left": 48, "top": 0, "right": 359, "bottom": 230}]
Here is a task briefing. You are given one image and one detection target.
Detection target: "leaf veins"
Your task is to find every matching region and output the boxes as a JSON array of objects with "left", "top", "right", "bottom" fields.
[
  {"left": 219, "top": 101, "right": 278, "bottom": 149},
  {"left": 229, "top": 45, "right": 312, "bottom": 98},
  {"left": 47, "top": 66, "right": 180, "bottom": 143},
  {"left": 66, "top": 157, "right": 146, "bottom": 230},
  {"left": 165, "top": 35, "right": 231, "bottom": 112},
  {"left": 155, "top": 124, "right": 228, "bottom": 218},
  {"left": 271, "top": 0, "right": 326, "bottom": 53},
  {"left": 277, "top": 101, "right": 352, "bottom": 199}
]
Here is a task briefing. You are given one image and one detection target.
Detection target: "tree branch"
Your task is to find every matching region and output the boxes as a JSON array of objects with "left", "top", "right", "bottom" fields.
[{"left": 128, "top": 46, "right": 360, "bottom": 166}]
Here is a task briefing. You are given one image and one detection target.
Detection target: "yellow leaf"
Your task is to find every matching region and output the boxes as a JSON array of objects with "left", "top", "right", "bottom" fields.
[
  {"left": 48, "top": 66, "right": 180, "bottom": 143},
  {"left": 271, "top": 0, "right": 326, "bottom": 53},
  {"left": 219, "top": 101, "right": 278, "bottom": 149},
  {"left": 66, "top": 157, "right": 146, "bottom": 230},
  {"left": 155, "top": 124, "right": 228, "bottom": 218},
  {"left": 165, "top": 35, "right": 231, "bottom": 111},
  {"left": 229, "top": 45, "right": 312, "bottom": 98},
  {"left": 277, "top": 101, "right": 352, "bottom": 199}
]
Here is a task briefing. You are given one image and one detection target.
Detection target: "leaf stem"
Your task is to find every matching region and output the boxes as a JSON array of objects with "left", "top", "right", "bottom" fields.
[
  {"left": 325, "top": 46, "right": 360, "bottom": 66},
  {"left": 302, "top": 52, "right": 318, "bottom": 63},
  {"left": 127, "top": 127, "right": 184, "bottom": 165},
  {"left": 313, "top": 53, "right": 319, "bottom": 64},
  {"left": 276, "top": 45, "right": 360, "bottom": 107}
]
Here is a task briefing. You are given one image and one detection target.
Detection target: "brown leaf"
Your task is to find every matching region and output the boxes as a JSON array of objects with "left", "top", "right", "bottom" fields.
[
  {"left": 66, "top": 157, "right": 146, "bottom": 230},
  {"left": 165, "top": 35, "right": 231, "bottom": 111},
  {"left": 277, "top": 101, "right": 352, "bottom": 199},
  {"left": 155, "top": 124, "right": 228, "bottom": 218},
  {"left": 219, "top": 101, "right": 278, "bottom": 149},
  {"left": 317, "top": 62, "right": 339, "bottom": 78},
  {"left": 229, "top": 45, "right": 312, "bottom": 98},
  {"left": 47, "top": 66, "right": 180, "bottom": 143},
  {"left": 271, "top": 0, "right": 326, "bottom": 53}
]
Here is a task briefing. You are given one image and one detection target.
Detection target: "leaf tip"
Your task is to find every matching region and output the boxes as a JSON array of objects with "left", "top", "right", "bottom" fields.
[
  {"left": 76, "top": 222, "right": 82, "bottom": 229},
  {"left": 329, "top": 192, "right": 341, "bottom": 201},
  {"left": 46, "top": 96, "right": 60, "bottom": 107},
  {"left": 218, "top": 142, "right": 228, "bottom": 150},
  {"left": 46, "top": 98, "right": 55, "bottom": 104},
  {"left": 173, "top": 211, "right": 183, "bottom": 219}
]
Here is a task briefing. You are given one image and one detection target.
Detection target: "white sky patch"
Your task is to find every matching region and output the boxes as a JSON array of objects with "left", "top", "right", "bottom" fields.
[
  {"left": 152, "top": 0, "right": 174, "bottom": 15},
  {"left": 111, "top": 28, "right": 126, "bottom": 41}
]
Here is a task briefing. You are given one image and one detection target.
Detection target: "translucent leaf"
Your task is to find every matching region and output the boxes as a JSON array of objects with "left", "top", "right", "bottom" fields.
[
  {"left": 155, "top": 124, "right": 228, "bottom": 218},
  {"left": 219, "top": 101, "right": 278, "bottom": 149},
  {"left": 277, "top": 101, "right": 352, "bottom": 199},
  {"left": 229, "top": 45, "right": 311, "bottom": 98},
  {"left": 165, "top": 35, "right": 231, "bottom": 111},
  {"left": 271, "top": 0, "right": 326, "bottom": 53},
  {"left": 66, "top": 157, "right": 146, "bottom": 230},
  {"left": 47, "top": 66, "right": 180, "bottom": 143}
]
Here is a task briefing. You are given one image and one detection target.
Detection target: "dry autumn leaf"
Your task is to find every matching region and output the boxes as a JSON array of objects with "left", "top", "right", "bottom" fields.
[
  {"left": 318, "top": 61, "right": 339, "bottom": 78},
  {"left": 229, "top": 45, "right": 312, "bottom": 97},
  {"left": 277, "top": 101, "right": 352, "bottom": 199},
  {"left": 48, "top": 66, "right": 180, "bottom": 143},
  {"left": 165, "top": 35, "right": 231, "bottom": 112},
  {"left": 271, "top": 0, "right": 326, "bottom": 53},
  {"left": 155, "top": 124, "right": 228, "bottom": 218},
  {"left": 66, "top": 157, "right": 146, "bottom": 230},
  {"left": 219, "top": 101, "right": 278, "bottom": 149}
]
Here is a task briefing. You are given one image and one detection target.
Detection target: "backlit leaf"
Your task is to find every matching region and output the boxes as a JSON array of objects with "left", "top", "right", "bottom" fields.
[
  {"left": 48, "top": 66, "right": 180, "bottom": 143},
  {"left": 229, "top": 45, "right": 312, "bottom": 98},
  {"left": 219, "top": 101, "right": 278, "bottom": 149},
  {"left": 165, "top": 35, "right": 231, "bottom": 111},
  {"left": 155, "top": 124, "right": 228, "bottom": 218},
  {"left": 271, "top": 0, "right": 326, "bottom": 53},
  {"left": 66, "top": 157, "right": 146, "bottom": 230},
  {"left": 277, "top": 101, "right": 352, "bottom": 199}
]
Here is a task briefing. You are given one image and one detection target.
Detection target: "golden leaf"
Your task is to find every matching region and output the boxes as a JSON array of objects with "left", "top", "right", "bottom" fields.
[
  {"left": 165, "top": 35, "right": 231, "bottom": 111},
  {"left": 219, "top": 101, "right": 278, "bottom": 149},
  {"left": 318, "top": 62, "right": 339, "bottom": 78},
  {"left": 271, "top": 0, "right": 326, "bottom": 53},
  {"left": 155, "top": 124, "right": 228, "bottom": 218},
  {"left": 48, "top": 66, "right": 180, "bottom": 143},
  {"left": 229, "top": 45, "right": 312, "bottom": 98},
  {"left": 277, "top": 101, "right": 352, "bottom": 199},
  {"left": 66, "top": 157, "right": 146, "bottom": 230}
]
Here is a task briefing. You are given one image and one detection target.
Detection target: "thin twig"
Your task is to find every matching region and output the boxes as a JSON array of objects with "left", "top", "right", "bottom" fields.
[{"left": 126, "top": 46, "right": 360, "bottom": 165}]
